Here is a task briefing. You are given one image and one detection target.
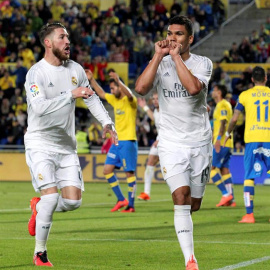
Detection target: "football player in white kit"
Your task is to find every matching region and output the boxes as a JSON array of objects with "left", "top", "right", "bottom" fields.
[
  {"left": 135, "top": 15, "right": 213, "bottom": 270},
  {"left": 137, "top": 92, "right": 160, "bottom": 201},
  {"left": 24, "top": 22, "right": 117, "bottom": 267}
]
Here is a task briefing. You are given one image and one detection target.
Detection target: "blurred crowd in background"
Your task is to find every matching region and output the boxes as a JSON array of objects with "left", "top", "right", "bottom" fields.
[{"left": 0, "top": 0, "right": 268, "bottom": 152}]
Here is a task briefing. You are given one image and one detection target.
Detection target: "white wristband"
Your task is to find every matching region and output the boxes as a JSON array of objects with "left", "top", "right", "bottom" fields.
[
  {"left": 225, "top": 131, "right": 231, "bottom": 137},
  {"left": 143, "top": 105, "right": 149, "bottom": 112}
]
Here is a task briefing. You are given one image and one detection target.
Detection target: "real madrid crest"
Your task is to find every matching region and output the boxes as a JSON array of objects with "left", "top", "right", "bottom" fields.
[
  {"left": 72, "top": 77, "right": 78, "bottom": 85},
  {"left": 163, "top": 167, "right": 167, "bottom": 174}
]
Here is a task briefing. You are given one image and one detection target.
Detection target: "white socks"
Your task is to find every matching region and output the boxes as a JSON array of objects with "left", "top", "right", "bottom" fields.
[
  {"left": 35, "top": 193, "right": 59, "bottom": 253},
  {"left": 174, "top": 205, "right": 195, "bottom": 266},
  {"left": 55, "top": 195, "right": 82, "bottom": 212},
  {"left": 144, "top": 165, "right": 154, "bottom": 195}
]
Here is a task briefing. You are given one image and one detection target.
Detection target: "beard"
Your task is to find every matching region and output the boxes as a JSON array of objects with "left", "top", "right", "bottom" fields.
[{"left": 52, "top": 45, "right": 69, "bottom": 61}]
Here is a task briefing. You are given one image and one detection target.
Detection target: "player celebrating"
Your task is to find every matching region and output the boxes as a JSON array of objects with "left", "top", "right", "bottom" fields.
[
  {"left": 137, "top": 92, "right": 160, "bottom": 201},
  {"left": 224, "top": 66, "right": 270, "bottom": 223},
  {"left": 211, "top": 84, "right": 235, "bottom": 207},
  {"left": 85, "top": 69, "right": 138, "bottom": 213},
  {"left": 25, "top": 22, "right": 117, "bottom": 267},
  {"left": 135, "top": 15, "right": 212, "bottom": 270}
]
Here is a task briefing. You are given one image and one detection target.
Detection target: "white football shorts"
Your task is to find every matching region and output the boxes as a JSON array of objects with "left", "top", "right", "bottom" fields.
[
  {"left": 149, "top": 145, "right": 158, "bottom": 156},
  {"left": 25, "top": 150, "right": 84, "bottom": 192},
  {"left": 158, "top": 140, "right": 212, "bottom": 198}
]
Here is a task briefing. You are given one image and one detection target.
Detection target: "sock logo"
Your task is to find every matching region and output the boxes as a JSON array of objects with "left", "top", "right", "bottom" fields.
[{"left": 178, "top": 230, "right": 191, "bottom": 234}]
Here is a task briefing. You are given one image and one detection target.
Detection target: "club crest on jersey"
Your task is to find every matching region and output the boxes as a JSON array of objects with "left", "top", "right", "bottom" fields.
[
  {"left": 38, "top": 173, "right": 43, "bottom": 180},
  {"left": 72, "top": 77, "right": 78, "bottom": 85},
  {"left": 254, "top": 162, "right": 262, "bottom": 173},
  {"left": 163, "top": 167, "right": 167, "bottom": 174},
  {"left": 30, "top": 84, "right": 39, "bottom": 97}
]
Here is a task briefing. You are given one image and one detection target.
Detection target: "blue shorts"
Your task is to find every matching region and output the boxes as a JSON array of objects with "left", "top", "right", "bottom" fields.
[
  {"left": 244, "top": 142, "right": 270, "bottom": 179},
  {"left": 212, "top": 146, "right": 231, "bottom": 169},
  {"left": 105, "top": 140, "right": 138, "bottom": 172}
]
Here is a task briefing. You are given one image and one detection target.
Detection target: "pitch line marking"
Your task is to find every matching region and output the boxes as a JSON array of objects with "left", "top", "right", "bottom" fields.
[
  {"left": 213, "top": 256, "right": 270, "bottom": 270},
  {"left": 0, "top": 237, "right": 270, "bottom": 246},
  {"left": 0, "top": 199, "right": 171, "bottom": 212}
]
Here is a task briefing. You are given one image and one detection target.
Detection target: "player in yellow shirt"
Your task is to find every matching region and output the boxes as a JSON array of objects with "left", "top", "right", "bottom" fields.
[
  {"left": 211, "top": 84, "right": 235, "bottom": 207},
  {"left": 86, "top": 69, "right": 138, "bottom": 212},
  {"left": 225, "top": 66, "right": 270, "bottom": 223}
]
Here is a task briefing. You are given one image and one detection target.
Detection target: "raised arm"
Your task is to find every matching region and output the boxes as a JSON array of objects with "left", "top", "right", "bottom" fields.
[
  {"left": 169, "top": 42, "right": 204, "bottom": 96},
  {"left": 85, "top": 69, "right": 106, "bottom": 100},
  {"left": 135, "top": 40, "right": 169, "bottom": 96},
  {"left": 137, "top": 97, "right": 154, "bottom": 121},
  {"left": 109, "top": 71, "right": 134, "bottom": 101}
]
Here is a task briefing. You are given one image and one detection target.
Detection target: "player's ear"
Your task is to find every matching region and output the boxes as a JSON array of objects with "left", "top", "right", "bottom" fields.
[
  {"left": 188, "top": 35, "right": 194, "bottom": 45},
  {"left": 44, "top": 37, "right": 52, "bottom": 48}
]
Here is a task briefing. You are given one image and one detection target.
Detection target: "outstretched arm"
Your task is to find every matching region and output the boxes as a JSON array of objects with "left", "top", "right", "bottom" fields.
[
  {"left": 85, "top": 69, "right": 106, "bottom": 100},
  {"left": 109, "top": 71, "right": 134, "bottom": 101},
  {"left": 137, "top": 97, "right": 154, "bottom": 121}
]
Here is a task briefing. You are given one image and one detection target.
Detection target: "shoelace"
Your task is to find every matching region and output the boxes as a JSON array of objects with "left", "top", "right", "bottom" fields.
[{"left": 36, "top": 251, "right": 49, "bottom": 263}]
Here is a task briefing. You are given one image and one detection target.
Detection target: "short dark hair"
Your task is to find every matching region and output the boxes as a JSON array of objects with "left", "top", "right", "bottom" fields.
[
  {"left": 252, "top": 66, "right": 266, "bottom": 83},
  {"left": 216, "top": 84, "right": 227, "bottom": 98},
  {"left": 39, "top": 22, "right": 66, "bottom": 47},
  {"left": 169, "top": 15, "right": 193, "bottom": 36},
  {"left": 109, "top": 78, "right": 119, "bottom": 87}
]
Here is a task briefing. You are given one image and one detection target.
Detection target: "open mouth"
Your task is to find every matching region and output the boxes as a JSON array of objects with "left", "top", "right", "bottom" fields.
[{"left": 64, "top": 46, "right": 70, "bottom": 54}]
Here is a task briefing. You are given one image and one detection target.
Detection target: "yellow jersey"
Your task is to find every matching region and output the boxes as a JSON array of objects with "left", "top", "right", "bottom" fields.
[
  {"left": 238, "top": 85, "right": 270, "bottom": 143},
  {"left": 213, "top": 99, "right": 233, "bottom": 148},
  {"left": 105, "top": 94, "right": 137, "bottom": 141}
]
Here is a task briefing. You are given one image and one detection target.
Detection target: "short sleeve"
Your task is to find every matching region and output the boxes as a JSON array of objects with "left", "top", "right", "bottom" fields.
[
  {"left": 193, "top": 57, "right": 213, "bottom": 88},
  {"left": 105, "top": 93, "right": 116, "bottom": 106}
]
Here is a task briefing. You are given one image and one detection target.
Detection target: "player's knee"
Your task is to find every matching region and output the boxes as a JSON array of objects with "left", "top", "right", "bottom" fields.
[
  {"left": 62, "top": 198, "right": 82, "bottom": 211},
  {"left": 103, "top": 167, "right": 113, "bottom": 175},
  {"left": 191, "top": 204, "right": 201, "bottom": 212},
  {"left": 191, "top": 199, "right": 202, "bottom": 212}
]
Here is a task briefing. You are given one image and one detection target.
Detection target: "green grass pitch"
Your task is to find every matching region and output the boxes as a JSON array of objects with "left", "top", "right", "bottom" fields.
[{"left": 0, "top": 182, "right": 270, "bottom": 270}]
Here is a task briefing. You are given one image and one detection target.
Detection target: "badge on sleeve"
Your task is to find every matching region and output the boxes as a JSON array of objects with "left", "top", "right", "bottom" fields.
[
  {"left": 30, "top": 84, "right": 40, "bottom": 98},
  {"left": 221, "top": 110, "right": 227, "bottom": 116}
]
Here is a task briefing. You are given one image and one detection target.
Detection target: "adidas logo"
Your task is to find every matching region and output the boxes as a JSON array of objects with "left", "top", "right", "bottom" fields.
[
  {"left": 163, "top": 72, "right": 170, "bottom": 77},
  {"left": 48, "top": 82, "right": 54, "bottom": 87}
]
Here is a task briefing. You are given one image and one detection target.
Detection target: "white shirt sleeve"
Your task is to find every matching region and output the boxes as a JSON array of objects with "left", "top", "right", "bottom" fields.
[
  {"left": 83, "top": 92, "right": 113, "bottom": 127},
  {"left": 193, "top": 57, "right": 213, "bottom": 88},
  {"left": 25, "top": 68, "right": 74, "bottom": 117},
  {"left": 76, "top": 66, "right": 113, "bottom": 127}
]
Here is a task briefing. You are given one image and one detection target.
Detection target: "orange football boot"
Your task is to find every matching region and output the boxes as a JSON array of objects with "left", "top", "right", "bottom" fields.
[
  {"left": 33, "top": 251, "right": 53, "bottom": 267},
  {"left": 137, "top": 192, "right": 150, "bottom": 201},
  {"left": 238, "top": 213, "right": 255, "bottom": 223},
  {"left": 121, "top": 206, "right": 135, "bottom": 213},
  {"left": 186, "top": 255, "right": 199, "bottom": 270},
  {"left": 216, "top": 194, "right": 233, "bottom": 207},
  {"left": 28, "top": 197, "right": 41, "bottom": 236},
  {"left": 111, "top": 199, "right": 129, "bottom": 212}
]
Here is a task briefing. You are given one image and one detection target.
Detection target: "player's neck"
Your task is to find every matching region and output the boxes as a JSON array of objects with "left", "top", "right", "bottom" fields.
[
  {"left": 180, "top": 51, "right": 191, "bottom": 61},
  {"left": 44, "top": 53, "right": 63, "bottom": 66},
  {"left": 255, "top": 83, "right": 266, "bottom": 87},
  {"left": 215, "top": 96, "right": 222, "bottom": 103}
]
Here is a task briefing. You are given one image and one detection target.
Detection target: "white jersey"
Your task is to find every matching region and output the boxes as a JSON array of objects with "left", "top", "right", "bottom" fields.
[
  {"left": 24, "top": 59, "right": 112, "bottom": 154},
  {"left": 153, "top": 108, "right": 160, "bottom": 140},
  {"left": 153, "top": 53, "right": 212, "bottom": 147}
]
